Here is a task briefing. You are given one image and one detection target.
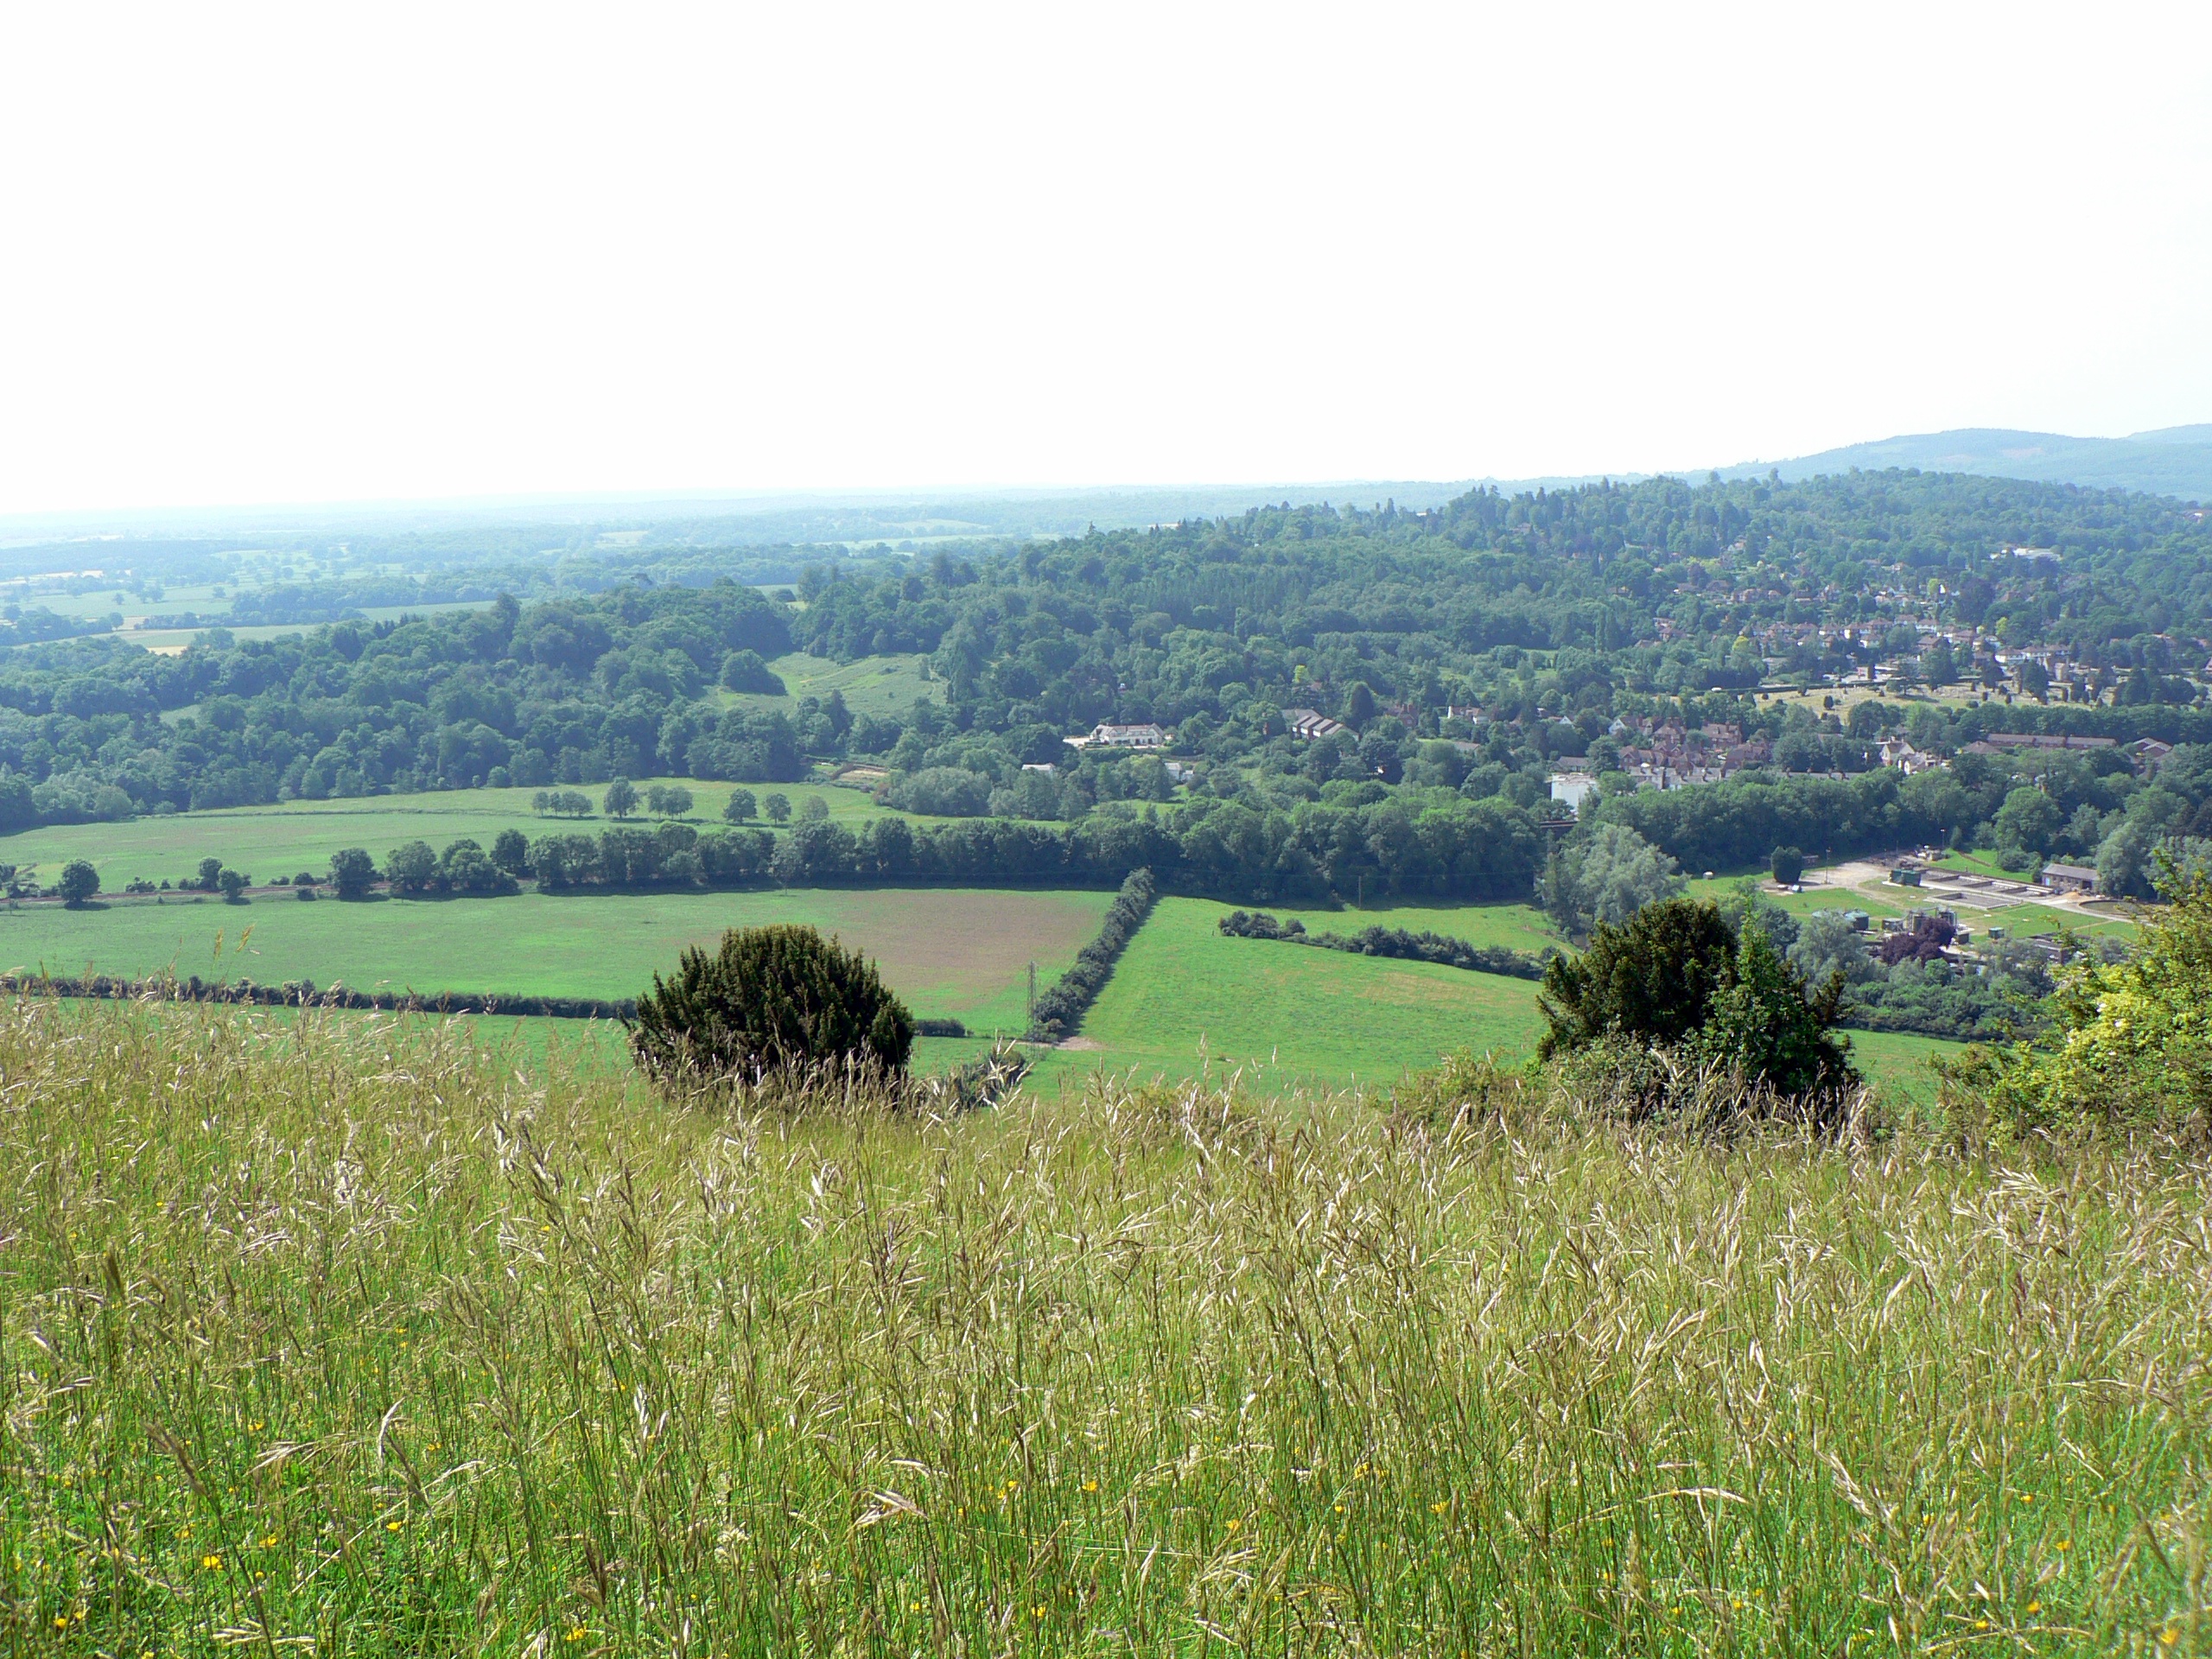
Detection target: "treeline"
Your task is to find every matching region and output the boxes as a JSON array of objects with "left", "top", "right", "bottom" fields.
[
  {"left": 1217, "top": 911, "right": 1555, "bottom": 979},
  {"left": 510, "top": 793, "right": 1546, "bottom": 902},
  {"left": 1027, "top": 868, "right": 1157, "bottom": 1040}
]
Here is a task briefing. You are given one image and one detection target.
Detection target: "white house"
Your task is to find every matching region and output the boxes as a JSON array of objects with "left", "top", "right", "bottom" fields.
[
  {"left": 1548, "top": 770, "right": 1600, "bottom": 812},
  {"left": 1066, "top": 722, "right": 1168, "bottom": 750}
]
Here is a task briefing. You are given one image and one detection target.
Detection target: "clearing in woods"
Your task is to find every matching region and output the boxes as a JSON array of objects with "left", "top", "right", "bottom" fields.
[{"left": 0, "top": 886, "right": 1112, "bottom": 1036}]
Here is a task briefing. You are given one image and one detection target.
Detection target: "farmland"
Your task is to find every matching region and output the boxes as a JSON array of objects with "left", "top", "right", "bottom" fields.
[
  {"left": 1025, "top": 896, "right": 1962, "bottom": 1108},
  {"left": 2, "top": 996, "right": 2200, "bottom": 1654},
  {"left": 0, "top": 779, "right": 922, "bottom": 892},
  {"left": 0, "top": 886, "right": 1111, "bottom": 1036}
]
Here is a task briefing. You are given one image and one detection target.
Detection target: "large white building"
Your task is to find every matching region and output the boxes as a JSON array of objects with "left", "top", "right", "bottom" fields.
[{"left": 1066, "top": 722, "right": 1168, "bottom": 750}]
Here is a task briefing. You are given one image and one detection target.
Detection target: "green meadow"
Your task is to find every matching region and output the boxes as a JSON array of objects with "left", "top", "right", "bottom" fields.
[
  {"left": 1, "top": 886, "right": 1109, "bottom": 1036},
  {"left": 0, "top": 779, "right": 923, "bottom": 891},
  {"left": 1023, "top": 897, "right": 1963, "bottom": 1108},
  {"left": 716, "top": 650, "right": 941, "bottom": 719}
]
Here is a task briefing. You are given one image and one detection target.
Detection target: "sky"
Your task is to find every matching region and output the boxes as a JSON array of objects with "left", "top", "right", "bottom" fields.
[{"left": 3, "top": 2, "right": 2209, "bottom": 517}]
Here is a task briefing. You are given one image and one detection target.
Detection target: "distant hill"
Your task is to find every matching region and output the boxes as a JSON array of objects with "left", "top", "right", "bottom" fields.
[{"left": 1723, "top": 425, "right": 2212, "bottom": 502}]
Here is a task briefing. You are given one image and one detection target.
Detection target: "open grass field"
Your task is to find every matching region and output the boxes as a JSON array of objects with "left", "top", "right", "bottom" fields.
[
  {"left": 2, "top": 996, "right": 2202, "bottom": 1654},
  {"left": 0, "top": 779, "right": 929, "bottom": 890},
  {"left": 0, "top": 886, "right": 1113, "bottom": 1035},
  {"left": 717, "top": 650, "right": 941, "bottom": 719},
  {"left": 1023, "top": 896, "right": 1963, "bottom": 1108},
  {"left": 1029, "top": 896, "right": 1552, "bottom": 1096}
]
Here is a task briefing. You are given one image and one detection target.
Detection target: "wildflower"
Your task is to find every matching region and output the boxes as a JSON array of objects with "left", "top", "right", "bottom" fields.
[
  {"left": 260, "top": 1534, "right": 278, "bottom": 1548},
  {"left": 386, "top": 1520, "right": 403, "bottom": 1532},
  {"left": 2027, "top": 1601, "right": 2041, "bottom": 1615},
  {"left": 1225, "top": 1517, "right": 1240, "bottom": 1533},
  {"left": 566, "top": 1628, "right": 587, "bottom": 1644},
  {"left": 1975, "top": 1619, "right": 1989, "bottom": 1630},
  {"left": 1081, "top": 1479, "right": 1097, "bottom": 1493},
  {"left": 202, "top": 1554, "right": 222, "bottom": 1571},
  {"left": 2160, "top": 1631, "right": 2177, "bottom": 1649},
  {"left": 1430, "top": 1499, "right": 1448, "bottom": 1515},
  {"left": 2056, "top": 1539, "right": 2071, "bottom": 1552}
]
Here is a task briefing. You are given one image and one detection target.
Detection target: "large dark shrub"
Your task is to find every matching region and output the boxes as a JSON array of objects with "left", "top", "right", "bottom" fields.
[
  {"left": 629, "top": 924, "right": 915, "bottom": 1090},
  {"left": 1538, "top": 898, "right": 1738, "bottom": 1058},
  {"left": 1541, "top": 896, "right": 1859, "bottom": 1115}
]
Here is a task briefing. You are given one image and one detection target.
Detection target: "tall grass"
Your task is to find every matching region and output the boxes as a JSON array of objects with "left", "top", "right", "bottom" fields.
[{"left": 1, "top": 996, "right": 2207, "bottom": 1655}]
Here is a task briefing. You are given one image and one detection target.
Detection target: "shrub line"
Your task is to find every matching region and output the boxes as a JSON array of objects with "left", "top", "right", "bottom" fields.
[
  {"left": 0, "top": 970, "right": 968, "bottom": 1035},
  {"left": 1218, "top": 909, "right": 1558, "bottom": 980},
  {"left": 1026, "top": 867, "right": 1157, "bottom": 1042}
]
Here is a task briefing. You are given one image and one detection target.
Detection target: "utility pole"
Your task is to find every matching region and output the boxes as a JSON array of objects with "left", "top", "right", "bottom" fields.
[{"left": 1027, "top": 962, "right": 1036, "bottom": 1025}]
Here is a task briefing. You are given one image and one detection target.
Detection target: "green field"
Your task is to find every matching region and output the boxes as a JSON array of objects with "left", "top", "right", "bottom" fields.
[
  {"left": 0, "top": 779, "right": 931, "bottom": 890},
  {"left": 718, "top": 650, "right": 941, "bottom": 719},
  {"left": 1, "top": 886, "right": 1112, "bottom": 1035},
  {"left": 1023, "top": 896, "right": 1963, "bottom": 1106}
]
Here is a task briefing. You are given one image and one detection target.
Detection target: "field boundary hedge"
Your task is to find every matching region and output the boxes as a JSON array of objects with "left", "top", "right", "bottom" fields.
[
  {"left": 1218, "top": 910, "right": 1559, "bottom": 980},
  {"left": 0, "top": 970, "right": 969, "bottom": 1036},
  {"left": 1026, "top": 867, "right": 1157, "bottom": 1041}
]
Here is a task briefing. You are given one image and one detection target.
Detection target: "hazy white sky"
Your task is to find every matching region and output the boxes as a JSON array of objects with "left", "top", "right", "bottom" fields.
[{"left": 3, "top": 3, "right": 2209, "bottom": 515}]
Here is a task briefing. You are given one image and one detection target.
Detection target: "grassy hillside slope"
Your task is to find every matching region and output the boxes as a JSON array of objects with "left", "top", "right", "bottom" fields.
[{"left": 1, "top": 998, "right": 2199, "bottom": 1653}]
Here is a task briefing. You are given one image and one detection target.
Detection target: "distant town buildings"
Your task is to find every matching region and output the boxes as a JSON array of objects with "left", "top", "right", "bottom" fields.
[
  {"left": 2037, "top": 861, "right": 2099, "bottom": 894},
  {"left": 1281, "top": 708, "right": 1350, "bottom": 741}
]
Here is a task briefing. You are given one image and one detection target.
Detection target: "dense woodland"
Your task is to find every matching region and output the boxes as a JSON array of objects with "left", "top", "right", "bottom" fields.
[{"left": 7, "top": 470, "right": 2212, "bottom": 903}]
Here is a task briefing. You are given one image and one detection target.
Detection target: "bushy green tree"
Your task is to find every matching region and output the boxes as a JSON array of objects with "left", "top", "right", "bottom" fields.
[
  {"left": 1769, "top": 845, "right": 1804, "bottom": 887},
  {"left": 216, "top": 868, "right": 249, "bottom": 902},
  {"left": 385, "top": 840, "right": 436, "bottom": 895},
  {"left": 330, "top": 847, "right": 377, "bottom": 899},
  {"left": 1687, "top": 931, "right": 1855, "bottom": 1098},
  {"left": 1543, "top": 823, "right": 1685, "bottom": 938},
  {"left": 1542, "top": 896, "right": 1858, "bottom": 1103},
  {"left": 490, "top": 829, "right": 531, "bottom": 874},
  {"left": 603, "top": 779, "right": 640, "bottom": 819},
  {"left": 1944, "top": 866, "right": 2212, "bottom": 1142},
  {"left": 721, "top": 649, "right": 787, "bottom": 695},
  {"left": 763, "top": 792, "right": 791, "bottom": 824},
  {"left": 724, "top": 789, "right": 757, "bottom": 823},
  {"left": 629, "top": 924, "right": 915, "bottom": 1090},
  {"left": 646, "top": 784, "right": 695, "bottom": 820},
  {"left": 1539, "top": 898, "right": 1738, "bottom": 1058},
  {"left": 56, "top": 859, "right": 99, "bottom": 907}
]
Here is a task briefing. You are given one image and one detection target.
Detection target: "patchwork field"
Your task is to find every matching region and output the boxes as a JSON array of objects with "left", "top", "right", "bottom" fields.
[
  {"left": 0, "top": 887, "right": 1112, "bottom": 1035},
  {"left": 0, "top": 779, "right": 928, "bottom": 890}
]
